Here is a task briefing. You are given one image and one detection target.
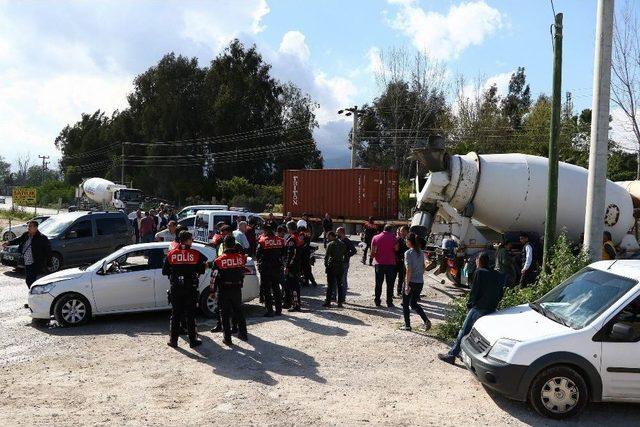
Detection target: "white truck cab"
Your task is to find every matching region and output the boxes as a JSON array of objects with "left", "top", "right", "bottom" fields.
[{"left": 461, "top": 260, "right": 640, "bottom": 419}]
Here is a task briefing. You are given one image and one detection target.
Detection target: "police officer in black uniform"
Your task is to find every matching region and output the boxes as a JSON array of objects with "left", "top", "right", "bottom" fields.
[
  {"left": 162, "top": 230, "right": 206, "bottom": 348},
  {"left": 284, "top": 220, "right": 303, "bottom": 312},
  {"left": 256, "top": 225, "right": 285, "bottom": 316},
  {"left": 211, "top": 235, "right": 248, "bottom": 345}
]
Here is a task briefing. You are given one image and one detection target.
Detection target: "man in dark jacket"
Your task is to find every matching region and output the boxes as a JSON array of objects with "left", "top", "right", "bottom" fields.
[
  {"left": 336, "top": 227, "right": 357, "bottom": 295},
  {"left": 362, "top": 217, "right": 378, "bottom": 265},
  {"left": 323, "top": 231, "right": 346, "bottom": 308},
  {"left": 322, "top": 213, "right": 333, "bottom": 248},
  {"left": 3, "top": 220, "right": 51, "bottom": 288},
  {"left": 438, "top": 252, "right": 505, "bottom": 364}
]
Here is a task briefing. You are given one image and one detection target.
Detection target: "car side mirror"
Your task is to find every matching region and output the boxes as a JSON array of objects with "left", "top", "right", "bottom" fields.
[
  {"left": 66, "top": 230, "right": 78, "bottom": 239},
  {"left": 610, "top": 322, "right": 634, "bottom": 341}
]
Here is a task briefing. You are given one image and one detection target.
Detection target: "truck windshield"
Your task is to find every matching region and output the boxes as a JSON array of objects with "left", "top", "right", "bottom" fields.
[
  {"left": 536, "top": 268, "right": 637, "bottom": 329},
  {"left": 117, "top": 190, "right": 143, "bottom": 202}
]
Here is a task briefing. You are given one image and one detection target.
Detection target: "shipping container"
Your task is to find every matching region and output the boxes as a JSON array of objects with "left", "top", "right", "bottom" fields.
[{"left": 283, "top": 169, "right": 399, "bottom": 220}]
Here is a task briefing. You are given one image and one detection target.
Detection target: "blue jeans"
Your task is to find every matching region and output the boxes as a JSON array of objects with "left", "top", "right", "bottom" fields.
[
  {"left": 141, "top": 234, "right": 154, "bottom": 243},
  {"left": 374, "top": 264, "right": 396, "bottom": 305},
  {"left": 342, "top": 262, "right": 350, "bottom": 292},
  {"left": 448, "top": 307, "right": 493, "bottom": 357}
]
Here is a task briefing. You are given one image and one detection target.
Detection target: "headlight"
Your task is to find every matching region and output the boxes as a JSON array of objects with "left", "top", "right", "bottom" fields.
[
  {"left": 487, "top": 338, "right": 519, "bottom": 362},
  {"left": 30, "top": 283, "right": 56, "bottom": 295}
]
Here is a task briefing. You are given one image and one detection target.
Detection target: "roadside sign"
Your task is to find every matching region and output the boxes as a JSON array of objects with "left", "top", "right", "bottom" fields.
[{"left": 12, "top": 187, "right": 37, "bottom": 206}]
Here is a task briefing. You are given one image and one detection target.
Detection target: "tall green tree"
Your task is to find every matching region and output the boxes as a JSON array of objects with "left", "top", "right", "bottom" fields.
[{"left": 501, "top": 67, "right": 531, "bottom": 130}]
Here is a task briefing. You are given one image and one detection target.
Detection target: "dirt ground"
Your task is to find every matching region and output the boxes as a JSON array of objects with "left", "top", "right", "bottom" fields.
[{"left": 1, "top": 239, "right": 640, "bottom": 426}]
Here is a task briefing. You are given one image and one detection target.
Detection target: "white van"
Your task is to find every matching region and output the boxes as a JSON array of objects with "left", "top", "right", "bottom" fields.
[
  {"left": 193, "top": 209, "right": 262, "bottom": 243},
  {"left": 176, "top": 204, "right": 228, "bottom": 220},
  {"left": 461, "top": 260, "right": 640, "bottom": 419}
]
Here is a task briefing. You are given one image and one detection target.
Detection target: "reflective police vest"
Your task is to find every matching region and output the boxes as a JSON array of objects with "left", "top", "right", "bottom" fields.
[{"left": 214, "top": 251, "right": 247, "bottom": 285}]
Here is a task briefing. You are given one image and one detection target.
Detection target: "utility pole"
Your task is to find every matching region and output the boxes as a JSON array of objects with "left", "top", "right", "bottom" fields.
[
  {"left": 121, "top": 142, "right": 125, "bottom": 185},
  {"left": 543, "top": 13, "right": 563, "bottom": 272},
  {"left": 338, "top": 106, "right": 362, "bottom": 168},
  {"left": 38, "top": 155, "right": 50, "bottom": 185},
  {"left": 584, "top": 0, "right": 615, "bottom": 260}
]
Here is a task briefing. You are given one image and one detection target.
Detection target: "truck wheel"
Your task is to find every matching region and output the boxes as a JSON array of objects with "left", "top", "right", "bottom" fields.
[
  {"left": 199, "top": 289, "right": 216, "bottom": 318},
  {"left": 54, "top": 293, "right": 91, "bottom": 327},
  {"left": 47, "top": 253, "right": 62, "bottom": 273},
  {"left": 529, "top": 366, "right": 588, "bottom": 419}
]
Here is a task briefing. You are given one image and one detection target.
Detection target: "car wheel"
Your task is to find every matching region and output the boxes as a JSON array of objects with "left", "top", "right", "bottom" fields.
[
  {"left": 54, "top": 293, "right": 91, "bottom": 327},
  {"left": 3, "top": 231, "right": 15, "bottom": 241},
  {"left": 199, "top": 289, "right": 216, "bottom": 318},
  {"left": 529, "top": 365, "right": 589, "bottom": 419},
  {"left": 47, "top": 253, "right": 62, "bottom": 273}
]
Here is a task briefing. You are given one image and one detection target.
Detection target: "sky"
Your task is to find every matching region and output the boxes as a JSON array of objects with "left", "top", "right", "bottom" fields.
[{"left": 0, "top": 0, "right": 635, "bottom": 171}]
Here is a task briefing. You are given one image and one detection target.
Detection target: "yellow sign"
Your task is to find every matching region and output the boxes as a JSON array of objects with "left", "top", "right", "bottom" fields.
[{"left": 13, "top": 187, "right": 37, "bottom": 206}]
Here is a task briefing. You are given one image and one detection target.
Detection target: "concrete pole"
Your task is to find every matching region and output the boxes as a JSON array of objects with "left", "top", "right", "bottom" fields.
[
  {"left": 121, "top": 142, "right": 125, "bottom": 185},
  {"left": 351, "top": 111, "right": 358, "bottom": 169},
  {"left": 543, "top": 13, "right": 563, "bottom": 272},
  {"left": 584, "top": 0, "right": 615, "bottom": 260}
]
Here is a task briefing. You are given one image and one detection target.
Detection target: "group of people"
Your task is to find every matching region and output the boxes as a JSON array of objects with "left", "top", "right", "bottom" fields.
[{"left": 132, "top": 205, "right": 178, "bottom": 243}]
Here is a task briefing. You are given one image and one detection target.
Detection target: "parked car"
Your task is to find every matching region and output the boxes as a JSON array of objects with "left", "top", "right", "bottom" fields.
[
  {"left": 0, "top": 195, "right": 5, "bottom": 204},
  {"left": 176, "top": 204, "right": 228, "bottom": 220},
  {"left": 1, "top": 211, "right": 133, "bottom": 273},
  {"left": 28, "top": 242, "right": 259, "bottom": 326},
  {"left": 194, "top": 209, "right": 263, "bottom": 243},
  {"left": 460, "top": 260, "right": 640, "bottom": 419},
  {"left": 1, "top": 215, "right": 50, "bottom": 241}
]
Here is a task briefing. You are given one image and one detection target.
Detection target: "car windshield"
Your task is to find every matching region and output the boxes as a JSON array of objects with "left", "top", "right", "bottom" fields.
[
  {"left": 38, "top": 216, "right": 74, "bottom": 237},
  {"left": 117, "top": 189, "right": 143, "bottom": 202},
  {"left": 535, "top": 267, "right": 637, "bottom": 329}
]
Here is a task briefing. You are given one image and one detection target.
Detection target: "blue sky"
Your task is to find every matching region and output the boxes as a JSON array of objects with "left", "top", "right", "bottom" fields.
[{"left": 0, "top": 0, "right": 632, "bottom": 171}]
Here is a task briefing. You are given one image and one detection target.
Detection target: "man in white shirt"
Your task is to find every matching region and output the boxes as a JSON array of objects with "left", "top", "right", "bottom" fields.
[
  {"left": 156, "top": 221, "right": 177, "bottom": 242},
  {"left": 233, "top": 221, "right": 250, "bottom": 253},
  {"left": 519, "top": 232, "right": 535, "bottom": 286}
]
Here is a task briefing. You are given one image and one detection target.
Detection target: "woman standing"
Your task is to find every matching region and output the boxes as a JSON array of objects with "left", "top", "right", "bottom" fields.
[{"left": 400, "top": 233, "right": 431, "bottom": 331}]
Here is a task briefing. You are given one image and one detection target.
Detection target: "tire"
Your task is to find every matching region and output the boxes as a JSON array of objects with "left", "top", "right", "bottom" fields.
[
  {"left": 529, "top": 365, "right": 589, "bottom": 419},
  {"left": 47, "top": 253, "right": 62, "bottom": 273},
  {"left": 199, "top": 289, "right": 216, "bottom": 318},
  {"left": 53, "top": 293, "right": 91, "bottom": 327},
  {"left": 3, "top": 231, "right": 15, "bottom": 241}
]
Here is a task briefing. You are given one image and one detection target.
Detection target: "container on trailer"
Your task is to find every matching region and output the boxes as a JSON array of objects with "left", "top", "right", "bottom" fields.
[{"left": 283, "top": 168, "right": 399, "bottom": 220}]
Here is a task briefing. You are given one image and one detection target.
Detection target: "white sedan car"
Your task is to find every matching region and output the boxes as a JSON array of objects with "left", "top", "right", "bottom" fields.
[
  {"left": 28, "top": 242, "right": 260, "bottom": 326},
  {"left": 2, "top": 215, "right": 50, "bottom": 241}
]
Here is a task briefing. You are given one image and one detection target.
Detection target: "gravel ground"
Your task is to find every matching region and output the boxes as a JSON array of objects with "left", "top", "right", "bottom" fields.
[{"left": 1, "top": 238, "right": 639, "bottom": 426}]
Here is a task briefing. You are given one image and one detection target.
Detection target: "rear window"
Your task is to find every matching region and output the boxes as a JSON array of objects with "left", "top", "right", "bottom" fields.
[
  {"left": 96, "top": 217, "right": 129, "bottom": 235},
  {"left": 213, "top": 215, "right": 231, "bottom": 228},
  {"left": 195, "top": 214, "right": 209, "bottom": 229}
]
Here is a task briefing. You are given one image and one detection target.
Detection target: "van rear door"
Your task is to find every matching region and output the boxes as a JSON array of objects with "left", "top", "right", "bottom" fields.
[{"left": 194, "top": 213, "right": 210, "bottom": 242}]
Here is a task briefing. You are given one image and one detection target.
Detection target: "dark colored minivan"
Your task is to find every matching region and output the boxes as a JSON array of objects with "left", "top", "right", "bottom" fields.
[{"left": 0, "top": 211, "right": 133, "bottom": 273}]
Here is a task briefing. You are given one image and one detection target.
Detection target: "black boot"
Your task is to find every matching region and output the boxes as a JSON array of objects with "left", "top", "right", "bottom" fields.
[{"left": 210, "top": 323, "right": 223, "bottom": 333}]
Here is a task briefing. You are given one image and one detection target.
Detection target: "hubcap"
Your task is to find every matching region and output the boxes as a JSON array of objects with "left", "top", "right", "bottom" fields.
[
  {"left": 49, "top": 256, "right": 60, "bottom": 272},
  {"left": 207, "top": 295, "right": 216, "bottom": 312},
  {"left": 541, "top": 377, "right": 579, "bottom": 413},
  {"left": 61, "top": 299, "right": 86, "bottom": 324}
]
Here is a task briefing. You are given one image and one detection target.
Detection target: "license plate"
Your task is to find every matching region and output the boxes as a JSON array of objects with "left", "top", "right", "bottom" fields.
[
  {"left": 461, "top": 350, "right": 471, "bottom": 368},
  {"left": 4, "top": 255, "right": 14, "bottom": 261}
]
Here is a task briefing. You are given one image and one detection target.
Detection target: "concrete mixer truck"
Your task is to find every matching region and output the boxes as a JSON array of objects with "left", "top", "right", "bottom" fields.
[
  {"left": 76, "top": 178, "right": 144, "bottom": 213},
  {"left": 409, "top": 136, "right": 637, "bottom": 284}
]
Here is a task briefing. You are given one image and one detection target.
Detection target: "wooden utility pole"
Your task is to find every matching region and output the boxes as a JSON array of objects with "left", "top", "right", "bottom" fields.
[{"left": 543, "top": 13, "right": 563, "bottom": 271}]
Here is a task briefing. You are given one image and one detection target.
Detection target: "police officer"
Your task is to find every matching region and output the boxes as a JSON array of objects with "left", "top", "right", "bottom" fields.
[
  {"left": 211, "top": 235, "right": 248, "bottom": 345},
  {"left": 256, "top": 225, "right": 285, "bottom": 316},
  {"left": 284, "top": 220, "right": 303, "bottom": 312},
  {"left": 162, "top": 231, "right": 206, "bottom": 348}
]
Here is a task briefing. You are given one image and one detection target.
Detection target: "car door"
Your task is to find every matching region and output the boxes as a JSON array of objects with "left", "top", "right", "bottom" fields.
[
  {"left": 153, "top": 247, "right": 212, "bottom": 308},
  {"left": 91, "top": 248, "right": 162, "bottom": 312},
  {"left": 60, "top": 218, "right": 95, "bottom": 265},
  {"left": 599, "top": 294, "right": 640, "bottom": 399},
  {"left": 96, "top": 217, "right": 131, "bottom": 254}
]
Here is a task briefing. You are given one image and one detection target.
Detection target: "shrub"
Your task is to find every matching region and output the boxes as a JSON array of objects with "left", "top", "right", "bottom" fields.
[
  {"left": 36, "top": 180, "right": 75, "bottom": 206},
  {"left": 435, "top": 233, "right": 591, "bottom": 341}
]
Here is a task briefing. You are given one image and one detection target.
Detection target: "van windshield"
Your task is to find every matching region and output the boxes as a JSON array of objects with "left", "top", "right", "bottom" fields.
[
  {"left": 38, "top": 216, "right": 75, "bottom": 237},
  {"left": 535, "top": 268, "right": 637, "bottom": 329}
]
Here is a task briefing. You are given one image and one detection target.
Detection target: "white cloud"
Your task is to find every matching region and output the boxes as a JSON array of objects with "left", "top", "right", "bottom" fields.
[
  {"left": 387, "top": 0, "right": 503, "bottom": 60},
  {"left": 366, "top": 46, "right": 383, "bottom": 75},
  {"left": 484, "top": 71, "right": 512, "bottom": 96},
  {"left": 181, "top": 0, "right": 270, "bottom": 51},
  {"left": 610, "top": 107, "right": 639, "bottom": 152},
  {"left": 279, "top": 30, "right": 311, "bottom": 62}
]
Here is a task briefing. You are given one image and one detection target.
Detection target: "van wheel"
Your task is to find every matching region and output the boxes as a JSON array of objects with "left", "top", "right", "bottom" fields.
[
  {"left": 199, "top": 289, "right": 216, "bottom": 318},
  {"left": 3, "top": 231, "right": 15, "bottom": 241},
  {"left": 47, "top": 253, "right": 62, "bottom": 273},
  {"left": 529, "top": 366, "right": 588, "bottom": 419},
  {"left": 54, "top": 293, "right": 91, "bottom": 327}
]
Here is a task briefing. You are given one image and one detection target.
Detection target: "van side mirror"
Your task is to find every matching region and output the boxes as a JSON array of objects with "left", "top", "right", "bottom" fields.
[{"left": 610, "top": 322, "right": 634, "bottom": 341}]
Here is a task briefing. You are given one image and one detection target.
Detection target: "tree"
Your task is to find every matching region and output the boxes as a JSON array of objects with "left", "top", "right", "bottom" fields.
[
  {"left": 612, "top": 0, "right": 640, "bottom": 178},
  {"left": 356, "top": 48, "right": 451, "bottom": 178},
  {"left": 500, "top": 67, "right": 531, "bottom": 130}
]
